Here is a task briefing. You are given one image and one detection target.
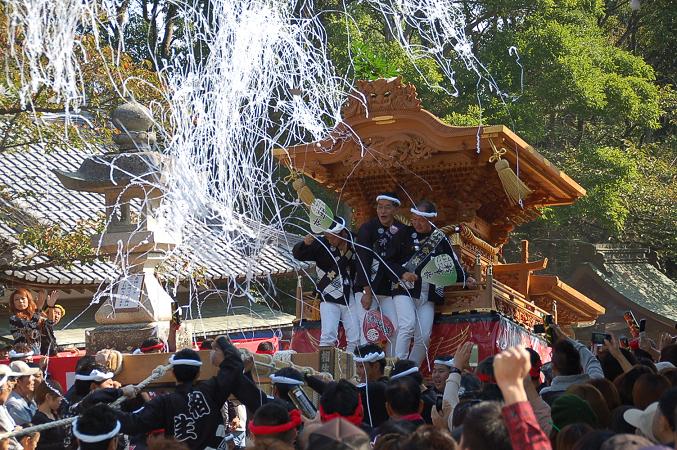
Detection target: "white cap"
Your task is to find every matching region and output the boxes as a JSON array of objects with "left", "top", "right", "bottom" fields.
[
  {"left": 0, "top": 364, "right": 23, "bottom": 387},
  {"left": 9, "top": 361, "right": 40, "bottom": 377},
  {"left": 655, "top": 361, "right": 675, "bottom": 372},
  {"left": 623, "top": 401, "right": 658, "bottom": 441}
]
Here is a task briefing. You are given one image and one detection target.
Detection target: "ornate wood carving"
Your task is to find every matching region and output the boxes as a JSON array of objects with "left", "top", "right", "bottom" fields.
[
  {"left": 347, "top": 133, "right": 434, "bottom": 168},
  {"left": 342, "top": 77, "right": 422, "bottom": 119}
]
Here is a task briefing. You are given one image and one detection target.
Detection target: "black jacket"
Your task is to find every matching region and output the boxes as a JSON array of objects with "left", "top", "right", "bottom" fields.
[
  {"left": 420, "top": 386, "right": 439, "bottom": 424},
  {"left": 358, "top": 380, "right": 389, "bottom": 428},
  {"left": 32, "top": 411, "right": 68, "bottom": 450},
  {"left": 387, "top": 226, "right": 465, "bottom": 304},
  {"left": 292, "top": 234, "right": 356, "bottom": 305},
  {"left": 305, "top": 374, "right": 388, "bottom": 429},
  {"left": 116, "top": 349, "right": 243, "bottom": 450},
  {"left": 354, "top": 218, "right": 405, "bottom": 296}
]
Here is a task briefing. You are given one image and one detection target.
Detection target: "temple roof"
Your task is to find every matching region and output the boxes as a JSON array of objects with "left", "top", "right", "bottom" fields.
[
  {"left": 0, "top": 145, "right": 305, "bottom": 288},
  {"left": 276, "top": 77, "right": 586, "bottom": 245},
  {"left": 569, "top": 245, "right": 676, "bottom": 327}
]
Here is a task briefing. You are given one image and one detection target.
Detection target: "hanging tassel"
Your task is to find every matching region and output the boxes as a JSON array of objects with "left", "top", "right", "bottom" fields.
[
  {"left": 291, "top": 178, "right": 316, "bottom": 206},
  {"left": 489, "top": 140, "right": 532, "bottom": 205}
]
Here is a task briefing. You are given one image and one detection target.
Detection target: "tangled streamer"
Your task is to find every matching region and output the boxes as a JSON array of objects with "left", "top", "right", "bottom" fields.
[{"left": 2, "top": 0, "right": 520, "bottom": 347}]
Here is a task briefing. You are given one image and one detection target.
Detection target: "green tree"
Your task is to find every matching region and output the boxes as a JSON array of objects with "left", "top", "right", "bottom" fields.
[{"left": 318, "top": 0, "right": 674, "bottom": 274}]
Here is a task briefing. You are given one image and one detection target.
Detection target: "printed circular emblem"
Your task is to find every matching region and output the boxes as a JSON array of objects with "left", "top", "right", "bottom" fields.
[
  {"left": 366, "top": 328, "right": 380, "bottom": 343},
  {"left": 389, "top": 225, "right": 399, "bottom": 235},
  {"left": 411, "top": 232, "right": 417, "bottom": 238},
  {"left": 363, "top": 309, "right": 394, "bottom": 343},
  {"left": 377, "top": 227, "right": 384, "bottom": 234}
]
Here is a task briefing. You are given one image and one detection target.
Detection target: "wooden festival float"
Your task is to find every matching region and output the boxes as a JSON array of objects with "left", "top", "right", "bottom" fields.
[
  {"left": 275, "top": 77, "right": 606, "bottom": 372},
  {"left": 40, "top": 100, "right": 353, "bottom": 391}
]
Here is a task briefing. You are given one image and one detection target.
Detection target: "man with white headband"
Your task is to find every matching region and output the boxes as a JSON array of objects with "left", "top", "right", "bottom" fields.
[
  {"left": 73, "top": 404, "right": 120, "bottom": 450},
  {"left": 387, "top": 200, "right": 466, "bottom": 365},
  {"left": 430, "top": 355, "right": 454, "bottom": 396},
  {"left": 292, "top": 215, "right": 360, "bottom": 352},
  {"left": 268, "top": 367, "right": 305, "bottom": 410},
  {"left": 66, "top": 363, "right": 119, "bottom": 407},
  {"left": 353, "top": 344, "right": 389, "bottom": 427},
  {"left": 115, "top": 345, "right": 243, "bottom": 450},
  {"left": 354, "top": 192, "right": 404, "bottom": 354}
]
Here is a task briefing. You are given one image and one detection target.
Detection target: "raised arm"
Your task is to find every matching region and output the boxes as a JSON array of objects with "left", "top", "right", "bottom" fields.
[
  {"left": 553, "top": 325, "right": 604, "bottom": 380},
  {"left": 292, "top": 235, "right": 322, "bottom": 262},
  {"left": 494, "top": 347, "right": 552, "bottom": 450}
]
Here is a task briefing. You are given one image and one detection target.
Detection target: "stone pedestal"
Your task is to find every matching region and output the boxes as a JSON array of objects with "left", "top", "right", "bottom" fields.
[
  {"left": 53, "top": 100, "right": 188, "bottom": 354},
  {"left": 85, "top": 321, "right": 194, "bottom": 353}
]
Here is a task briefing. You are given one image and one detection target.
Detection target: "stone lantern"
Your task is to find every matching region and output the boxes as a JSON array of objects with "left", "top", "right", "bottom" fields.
[{"left": 54, "top": 99, "right": 191, "bottom": 352}]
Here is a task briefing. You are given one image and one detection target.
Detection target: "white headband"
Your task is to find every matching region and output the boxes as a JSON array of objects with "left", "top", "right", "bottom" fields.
[
  {"left": 74, "top": 369, "right": 114, "bottom": 382},
  {"left": 376, "top": 195, "right": 401, "bottom": 206},
  {"left": 325, "top": 217, "right": 346, "bottom": 234},
  {"left": 168, "top": 355, "right": 203, "bottom": 367},
  {"left": 410, "top": 208, "right": 437, "bottom": 218},
  {"left": 132, "top": 349, "right": 142, "bottom": 355},
  {"left": 390, "top": 366, "right": 419, "bottom": 380},
  {"left": 44, "top": 381, "right": 63, "bottom": 398},
  {"left": 72, "top": 418, "right": 121, "bottom": 443},
  {"left": 354, "top": 352, "right": 386, "bottom": 363},
  {"left": 269, "top": 374, "right": 304, "bottom": 386},
  {"left": 434, "top": 359, "right": 454, "bottom": 368},
  {"left": 8, "top": 350, "right": 33, "bottom": 359}
]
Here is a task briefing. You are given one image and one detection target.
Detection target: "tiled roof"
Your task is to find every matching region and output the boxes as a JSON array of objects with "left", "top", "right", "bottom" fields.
[
  {"left": 588, "top": 261, "right": 676, "bottom": 322},
  {"left": 0, "top": 145, "right": 306, "bottom": 286}
]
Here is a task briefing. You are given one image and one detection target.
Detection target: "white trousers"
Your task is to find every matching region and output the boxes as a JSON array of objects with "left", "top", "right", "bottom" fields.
[
  {"left": 393, "top": 294, "right": 435, "bottom": 366},
  {"left": 319, "top": 297, "right": 360, "bottom": 352},
  {"left": 353, "top": 292, "right": 399, "bottom": 356}
]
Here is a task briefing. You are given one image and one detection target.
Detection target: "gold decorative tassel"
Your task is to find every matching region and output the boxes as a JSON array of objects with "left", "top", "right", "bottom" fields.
[
  {"left": 489, "top": 140, "right": 532, "bottom": 205},
  {"left": 292, "top": 178, "right": 316, "bottom": 206},
  {"left": 394, "top": 214, "right": 411, "bottom": 226}
]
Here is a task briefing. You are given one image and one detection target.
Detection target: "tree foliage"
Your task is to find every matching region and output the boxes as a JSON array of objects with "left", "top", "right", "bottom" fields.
[
  {"left": 0, "top": 0, "right": 674, "bottom": 277},
  {"left": 0, "top": 3, "right": 165, "bottom": 274},
  {"left": 318, "top": 0, "right": 675, "bottom": 275}
]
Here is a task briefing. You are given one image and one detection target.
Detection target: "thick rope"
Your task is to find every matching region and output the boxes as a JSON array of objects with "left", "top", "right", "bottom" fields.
[
  {"left": 0, "top": 351, "right": 334, "bottom": 441},
  {"left": 0, "top": 363, "right": 173, "bottom": 441}
]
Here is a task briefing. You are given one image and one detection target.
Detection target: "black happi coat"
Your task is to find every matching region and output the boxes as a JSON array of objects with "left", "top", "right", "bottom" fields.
[
  {"left": 292, "top": 234, "right": 356, "bottom": 305},
  {"left": 354, "top": 218, "right": 405, "bottom": 297},
  {"left": 388, "top": 226, "right": 465, "bottom": 304},
  {"left": 358, "top": 379, "right": 389, "bottom": 428},
  {"left": 116, "top": 354, "right": 243, "bottom": 450}
]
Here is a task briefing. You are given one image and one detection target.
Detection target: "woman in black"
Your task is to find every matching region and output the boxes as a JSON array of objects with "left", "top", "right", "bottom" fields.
[{"left": 32, "top": 379, "right": 69, "bottom": 450}]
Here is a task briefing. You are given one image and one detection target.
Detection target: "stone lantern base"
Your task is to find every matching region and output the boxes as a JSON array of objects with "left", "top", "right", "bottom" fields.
[{"left": 85, "top": 321, "right": 194, "bottom": 353}]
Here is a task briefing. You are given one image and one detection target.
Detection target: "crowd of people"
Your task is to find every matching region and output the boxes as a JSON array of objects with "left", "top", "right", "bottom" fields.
[
  {"left": 1, "top": 194, "right": 676, "bottom": 450},
  {"left": 0, "top": 323, "right": 674, "bottom": 450}
]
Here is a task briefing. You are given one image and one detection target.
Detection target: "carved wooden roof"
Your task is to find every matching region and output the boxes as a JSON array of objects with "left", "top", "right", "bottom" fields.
[
  {"left": 530, "top": 275, "right": 606, "bottom": 323},
  {"left": 275, "top": 77, "right": 586, "bottom": 246}
]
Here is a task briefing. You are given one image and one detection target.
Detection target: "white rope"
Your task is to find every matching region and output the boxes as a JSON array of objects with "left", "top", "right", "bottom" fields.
[{"left": 0, "top": 363, "right": 172, "bottom": 441}]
